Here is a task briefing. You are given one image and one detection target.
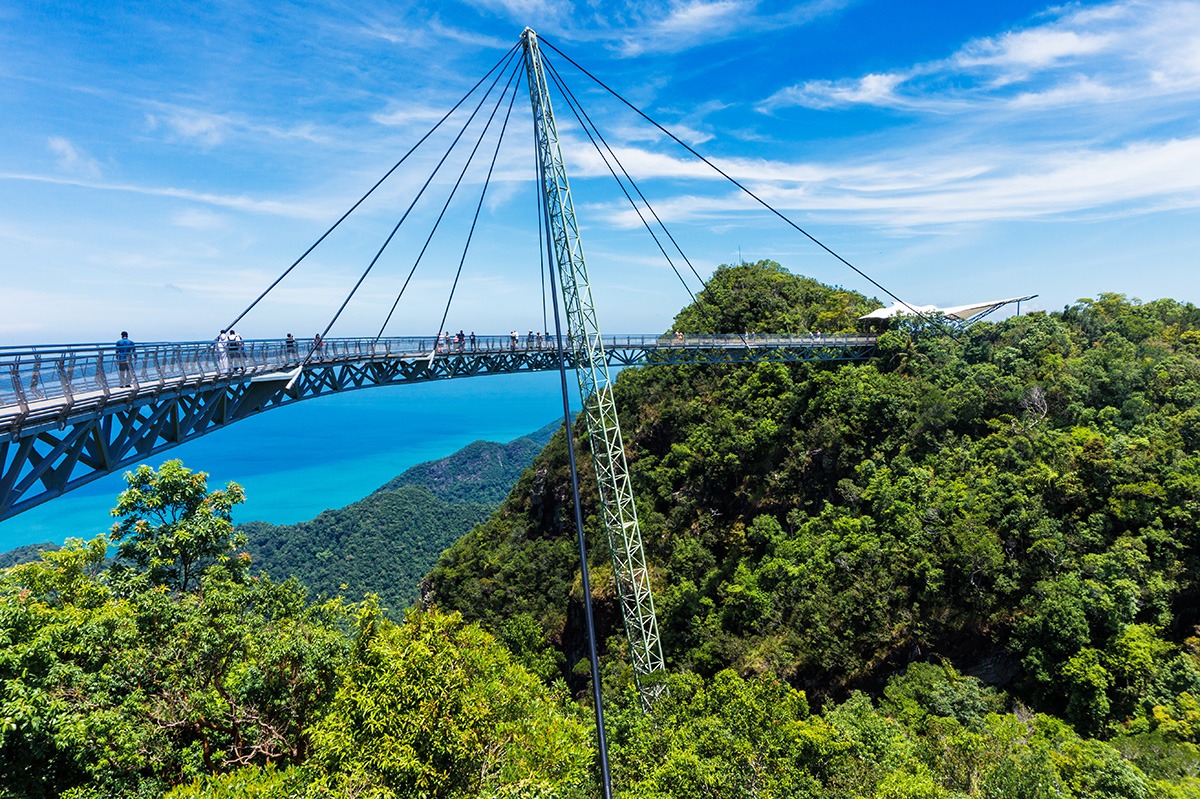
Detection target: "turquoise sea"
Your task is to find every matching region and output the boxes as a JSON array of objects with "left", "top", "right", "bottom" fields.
[{"left": 0, "top": 372, "right": 578, "bottom": 552}]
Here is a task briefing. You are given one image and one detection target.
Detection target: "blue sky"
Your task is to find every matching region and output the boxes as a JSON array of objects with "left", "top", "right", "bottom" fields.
[{"left": 3, "top": 0, "right": 1199, "bottom": 344}]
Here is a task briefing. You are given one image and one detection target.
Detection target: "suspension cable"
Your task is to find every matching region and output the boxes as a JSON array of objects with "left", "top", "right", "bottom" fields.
[
  {"left": 543, "top": 55, "right": 742, "bottom": 340},
  {"left": 537, "top": 147, "right": 550, "bottom": 338},
  {"left": 429, "top": 60, "right": 523, "bottom": 348},
  {"left": 315, "top": 54, "right": 523, "bottom": 355},
  {"left": 222, "top": 41, "right": 520, "bottom": 335},
  {"left": 545, "top": 59, "right": 708, "bottom": 291},
  {"left": 533, "top": 97, "right": 615, "bottom": 799},
  {"left": 373, "top": 58, "right": 524, "bottom": 342},
  {"left": 543, "top": 59, "right": 706, "bottom": 318},
  {"left": 539, "top": 36, "right": 928, "bottom": 321}
]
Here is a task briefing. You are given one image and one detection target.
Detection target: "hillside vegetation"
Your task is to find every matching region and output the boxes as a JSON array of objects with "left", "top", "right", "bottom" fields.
[
  {"left": 0, "top": 463, "right": 593, "bottom": 799},
  {"left": 239, "top": 426, "right": 555, "bottom": 614},
  {"left": 3, "top": 261, "right": 1199, "bottom": 797},
  {"left": 0, "top": 541, "right": 60, "bottom": 569},
  {"left": 425, "top": 260, "right": 1200, "bottom": 787}
]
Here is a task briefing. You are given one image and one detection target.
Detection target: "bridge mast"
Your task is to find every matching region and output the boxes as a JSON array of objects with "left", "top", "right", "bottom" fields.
[{"left": 521, "top": 28, "right": 665, "bottom": 703}]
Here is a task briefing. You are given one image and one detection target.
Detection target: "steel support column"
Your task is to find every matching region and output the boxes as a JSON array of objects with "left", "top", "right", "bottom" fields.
[{"left": 521, "top": 28, "right": 666, "bottom": 706}]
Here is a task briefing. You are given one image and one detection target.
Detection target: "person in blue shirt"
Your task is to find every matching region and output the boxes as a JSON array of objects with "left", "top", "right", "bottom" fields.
[{"left": 115, "top": 331, "right": 135, "bottom": 387}]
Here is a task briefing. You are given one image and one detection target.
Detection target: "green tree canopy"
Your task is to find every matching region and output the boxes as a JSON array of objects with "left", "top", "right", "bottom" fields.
[
  {"left": 0, "top": 537, "right": 350, "bottom": 798},
  {"left": 109, "top": 459, "right": 247, "bottom": 592},
  {"left": 670, "top": 259, "right": 881, "bottom": 334}
]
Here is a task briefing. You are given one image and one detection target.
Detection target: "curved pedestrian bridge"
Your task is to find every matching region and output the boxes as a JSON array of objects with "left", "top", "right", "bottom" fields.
[{"left": 0, "top": 333, "right": 875, "bottom": 519}]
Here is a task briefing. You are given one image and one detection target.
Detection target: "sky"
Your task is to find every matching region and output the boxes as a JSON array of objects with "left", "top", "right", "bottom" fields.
[{"left": 2, "top": 0, "right": 1199, "bottom": 345}]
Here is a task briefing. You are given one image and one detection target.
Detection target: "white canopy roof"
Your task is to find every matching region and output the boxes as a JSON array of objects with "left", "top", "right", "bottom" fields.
[{"left": 859, "top": 295, "right": 1038, "bottom": 322}]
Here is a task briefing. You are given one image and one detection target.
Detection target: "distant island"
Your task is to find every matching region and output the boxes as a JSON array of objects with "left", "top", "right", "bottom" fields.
[{"left": 238, "top": 422, "right": 560, "bottom": 615}]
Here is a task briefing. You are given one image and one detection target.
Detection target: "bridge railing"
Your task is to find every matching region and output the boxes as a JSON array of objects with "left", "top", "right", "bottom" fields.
[{"left": 0, "top": 333, "right": 876, "bottom": 419}]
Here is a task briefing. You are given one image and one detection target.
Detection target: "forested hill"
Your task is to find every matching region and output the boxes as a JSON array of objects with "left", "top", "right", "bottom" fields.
[
  {"left": 371, "top": 420, "right": 558, "bottom": 504},
  {"left": 425, "top": 261, "right": 1200, "bottom": 746},
  {"left": 240, "top": 424, "right": 558, "bottom": 614},
  {"left": 0, "top": 540, "right": 60, "bottom": 568},
  {"left": 5, "top": 262, "right": 1200, "bottom": 797}
]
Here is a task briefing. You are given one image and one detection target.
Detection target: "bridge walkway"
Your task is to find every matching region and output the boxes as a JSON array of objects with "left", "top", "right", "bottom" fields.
[{"left": 1, "top": 333, "right": 876, "bottom": 520}]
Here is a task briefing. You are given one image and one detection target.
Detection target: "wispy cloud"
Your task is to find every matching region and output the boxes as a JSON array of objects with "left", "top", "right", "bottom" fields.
[
  {"left": 372, "top": 104, "right": 459, "bottom": 129},
  {"left": 150, "top": 110, "right": 229, "bottom": 147},
  {"left": 460, "top": 0, "right": 848, "bottom": 56},
  {"left": 585, "top": 135, "right": 1200, "bottom": 229},
  {"left": 0, "top": 172, "right": 336, "bottom": 220},
  {"left": 460, "top": 0, "right": 571, "bottom": 22},
  {"left": 616, "top": 0, "right": 850, "bottom": 56},
  {"left": 616, "top": 0, "right": 746, "bottom": 55},
  {"left": 762, "top": 72, "right": 910, "bottom": 111},
  {"left": 954, "top": 26, "right": 1114, "bottom": 76},
  {"left": 47, "top": 136, "right": 101, "bottom": 178},
  {"left": 170, "top": 208, "right": 229, "bottom": 230},
  {"left": 357, "top": 12, "right": 511, "bottom": 50},
  {"left": 761, "top": 0, "right": 1200, "bottom": 114},
  {"left": 144, "top": 107, "right": 330, "bottom": 149}
]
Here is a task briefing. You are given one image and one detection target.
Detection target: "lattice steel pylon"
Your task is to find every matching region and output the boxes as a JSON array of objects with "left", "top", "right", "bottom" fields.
[{"left": 521, "top": 28, "right": 666, "bottom": 706}]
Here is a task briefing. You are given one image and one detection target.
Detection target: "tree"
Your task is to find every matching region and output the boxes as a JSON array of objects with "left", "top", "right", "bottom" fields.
[
  {"left": 109, "top": 459, "right": 247, "bottom": 592},
  {"left": 670, "top": 260, "right": 881, "bottom": 335},
  {"left": 0, "top": 538, "right": 350, "bottom": 798},
  {"left": 304, "top": 605, "right": 594, "bottom": 798}
]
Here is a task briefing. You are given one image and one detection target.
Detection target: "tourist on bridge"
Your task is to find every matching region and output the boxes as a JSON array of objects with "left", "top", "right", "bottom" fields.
[
  {"left": 469, "top": 331, "right": 476, "bottom": 351},
  {"left": 536, "top": 331, "right": 544, "bottom": 349},
  {"left": 510, "top": 330, "right": 518, "bottom": 350},
  {"left": 228, "top": 330, "right": 244, "bottom": 373},
  {"left": 456, "top": 330, "right": 465, "bottom": 352},
  {"left": 312, "top": 333, "right": 323, "bottom": 360},
  {"left": 526, "top": 330, "right": 535, "bottom": 349},
  {"left": 285, "top": 333, "right": 297, "bottom": 361},
  {"left": 215, "top": 329, "right": 230, "bottom": 375},
  {"left": 115, "top": 331, "right": 135, "bottom": 387}
]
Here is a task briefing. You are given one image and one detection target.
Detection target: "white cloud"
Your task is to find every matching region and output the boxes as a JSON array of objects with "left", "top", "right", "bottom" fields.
[
  {"left": 762, "top": 0, "right": 1200, "bottom": 112},
  {"left": 1006, "top": 75, "right": 1116, "bottom": 108},
  {"left": 762, "top": 72, "right": 908, "bottom": 111},
  {"left": 144, "top": 107, "right": 331, "bottom": 149},
  {"left": 161, "top": 110, "right": 229, "bottom": 147},
  {"left": 373, "top": 105, "right": 457, "bottom": 128},
  {"left": 460, "top": 0, "right": 848, "bottom": 56},
  {"left": 594, "top": 135, "right": 1200, "bottom": 229},
  {"left": 613, "top": 0, "right": 846, "bottom": 56},
  {"left": 617, "top": 0, "right": 745, "bottom": 56},
  {"left": 358, "top": 13, "right": 510, "bottom": 50},
  {"left": 47, "top": 136, "right": 101, "bottom": 178},
  {"left": 0, "top": 172, "right": 338, "bottom": 220},
  {"left": 171, "top": 209, "right": 229, "bottom": 230},
  {"left": 463, "top": 0, "right": 572, "bottom": 20},
  {"left": 954, "top": 28, "right": 1114, "bottom": 73}
]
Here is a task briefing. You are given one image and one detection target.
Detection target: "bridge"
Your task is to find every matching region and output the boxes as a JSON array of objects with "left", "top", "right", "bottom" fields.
[
  {"left": 3, "top": 27, "right": 913, "bottom": 726},
  {"left": 0, "top": 332, "right": 875, "bottom": 521}
]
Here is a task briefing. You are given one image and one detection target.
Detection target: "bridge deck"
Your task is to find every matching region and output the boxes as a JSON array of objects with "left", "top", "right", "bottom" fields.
[{"left": 0, "top": 333, "right": 875, "bottom": 519}]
